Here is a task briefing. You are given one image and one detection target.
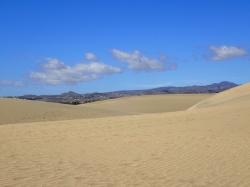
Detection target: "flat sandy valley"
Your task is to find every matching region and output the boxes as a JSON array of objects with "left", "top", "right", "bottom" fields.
[{"left": 0, "top": 85, "right": 250, "bottom": 186}]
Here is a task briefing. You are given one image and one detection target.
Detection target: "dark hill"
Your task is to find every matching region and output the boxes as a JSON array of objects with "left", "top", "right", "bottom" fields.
[{"left": 15, "top": 81, "right": 238, "bottom": 104}]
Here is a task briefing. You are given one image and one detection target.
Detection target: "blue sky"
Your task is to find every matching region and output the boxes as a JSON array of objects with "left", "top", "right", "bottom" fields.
[{"left": 1, "top": 0, "right": 249, "bottom": 96}]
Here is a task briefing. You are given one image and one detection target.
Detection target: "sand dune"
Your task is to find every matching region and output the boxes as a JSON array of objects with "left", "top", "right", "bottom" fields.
[
  {"left": 1, "top": 85, "right": 250, "bottom": 186},
  {"left": 0, "top": 98, "right": 130, "bottom": 125},
  {"left": 189, "top": 83, "right": 250, "bottom": 109},
  {"left": 83, "top": 94, "right": 212, "bottom": 114},
  {"left": 0, "top": 94, "right": 211, "bottom": 125}
]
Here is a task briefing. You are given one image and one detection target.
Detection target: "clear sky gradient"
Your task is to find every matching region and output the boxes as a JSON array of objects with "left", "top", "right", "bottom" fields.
[{"left": 1, "top": 0, "right": 249, "bottom": 96}]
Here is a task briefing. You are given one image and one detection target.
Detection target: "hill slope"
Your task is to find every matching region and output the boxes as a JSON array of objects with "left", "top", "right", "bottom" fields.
[{"left": 188, "top": 83, "right": 250, "bottom": 109}]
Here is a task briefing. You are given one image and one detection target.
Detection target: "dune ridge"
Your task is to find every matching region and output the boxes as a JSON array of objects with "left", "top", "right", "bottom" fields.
[
  {"left": 189, "top": 83, "right": 250, "bottom": 109},
  {"left": 0, "top": 84, "right": 250, "bottom": 186}
]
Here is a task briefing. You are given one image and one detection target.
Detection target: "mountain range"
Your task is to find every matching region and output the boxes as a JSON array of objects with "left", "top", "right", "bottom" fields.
[{"left": 14, "top": 81, "right": 238, "bottom": 105}]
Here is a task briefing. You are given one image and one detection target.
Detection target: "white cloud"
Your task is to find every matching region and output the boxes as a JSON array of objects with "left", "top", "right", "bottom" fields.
[
  {"left": 205, "top": 45, "right": 247, "bottom": 61},
  {"left": 0, "top": 80, "right": 11, "bottom": 86},
  {"left": 110, "top": 49, "right": 177, "bottom": 72},
  {"left": 171, "top": 56, "right": 179, "bottom": 61},
  {"left": 0, "top": 80, "right": 26, "bottom": 87},
  {"left": 159, "top": 52, "right": 167, "bottom": 60},
  {"left": 28, "top": 58, "right": 122, "bottom": 85},
  {"left": 85, "top": 52, "right": 98, "bottom": 60}
]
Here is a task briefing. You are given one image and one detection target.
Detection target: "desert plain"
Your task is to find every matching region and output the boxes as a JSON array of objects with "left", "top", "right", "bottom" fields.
[{"left": 0, "top": 84, "right": 250, "bottom": 186}]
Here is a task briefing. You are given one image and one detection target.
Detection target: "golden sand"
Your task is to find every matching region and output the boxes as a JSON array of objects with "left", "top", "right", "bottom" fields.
[
  {"left": 0, "top": 94, "right": 211, "bottom": 125},
  {"left": 0, "top": 85, "right": 250, "bottom": 186}
]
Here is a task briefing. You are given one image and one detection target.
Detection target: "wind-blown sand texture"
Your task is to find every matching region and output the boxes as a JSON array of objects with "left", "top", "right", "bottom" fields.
[{"left": 1, "top": 85, "right": 250, "bottom": 186}]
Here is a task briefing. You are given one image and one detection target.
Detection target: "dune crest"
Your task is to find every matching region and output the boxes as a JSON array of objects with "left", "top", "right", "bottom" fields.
[{"left": 188, "top": 83, "right": 250, "bottom": 110}]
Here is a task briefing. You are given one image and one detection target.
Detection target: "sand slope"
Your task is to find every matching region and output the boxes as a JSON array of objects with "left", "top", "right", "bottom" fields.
[
  {"left": 84, "top": 94, "right": 212, "bottom": 114},
  {"left": 0, "top": 98, "right": 130, "bottom": 125},
  {"left": 0, "top": 85, "right": 250, "bottom": 186},
  {"left": 0, "top": 94, "right": 211, "bottom": 125},
  {"left": 189, "top": 83, "right": 250, "bottom": 109}
]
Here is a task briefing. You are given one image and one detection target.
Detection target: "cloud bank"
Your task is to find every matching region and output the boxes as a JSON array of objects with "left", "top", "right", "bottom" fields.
[
  {"left": 0, "top": 80, "right": 26, "bottom": 87},
  {"left": 110, "top": 49, "right": 177, "bottom": 72},
  {"left": 205, "top": 45, "right": 247, "bottom": 61},
  {"left": 28, "top": 58, "right": 122, "bottom": 85},
  {"left": 85, "top": 52, "right": 98, "bottom": 60}
]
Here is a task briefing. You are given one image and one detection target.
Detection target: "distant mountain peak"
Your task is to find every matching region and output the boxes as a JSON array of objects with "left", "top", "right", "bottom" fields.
[
  {"left": 210, "top": 81, "right": 238, "bottom": 87},
  {"left": 60, "top": 91, "right": 80, "bottom": 96},
  {"left": 67, "top": 91, "right": 78, "bottom": 94}
]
